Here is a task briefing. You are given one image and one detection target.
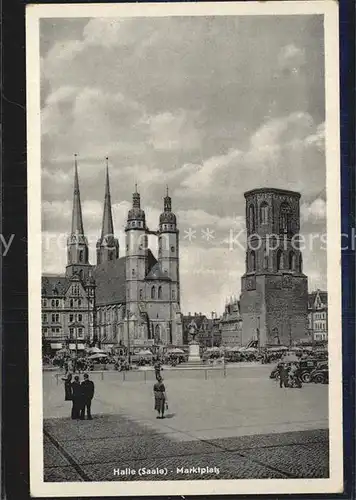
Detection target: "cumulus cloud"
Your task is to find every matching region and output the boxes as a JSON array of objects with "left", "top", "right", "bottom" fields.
[
  {"left": 39, "top": 15, "right": 327, "bottom": 312},
  {"left": 301, "top": 198, "right": 327, "bottom": 223},
  {"left": 278, "top": 44, "right": 306, "bottom": 74}
]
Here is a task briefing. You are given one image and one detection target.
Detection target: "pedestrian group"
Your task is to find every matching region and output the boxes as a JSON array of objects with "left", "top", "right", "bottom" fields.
[{"left": 62, "top": 372, "right": 95, "bottom": 420}]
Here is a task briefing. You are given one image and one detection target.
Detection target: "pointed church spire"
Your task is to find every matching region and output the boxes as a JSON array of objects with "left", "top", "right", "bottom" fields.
[
  {"left": 100, "top": 157, "right": 114, "bottom": 239},
  {"left": 96, "top": 157, "right": 119, "bottom": 265},
  {"left": 132, "top": 183, "right": 141, "bottom": 208},
  {"left": 71, "top": 154, "right": 85, "bottom": 236},
  {"left": 164, "top": 184, "right": 172, "bottom": 212},
  {"left": 66, "top": 154, "right": 90, "bottom": 278}
]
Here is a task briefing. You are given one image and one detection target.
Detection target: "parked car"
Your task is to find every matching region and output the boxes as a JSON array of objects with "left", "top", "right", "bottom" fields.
[
  {"left": 299, "top": 359, "right": 328, "bottom": 383},
  {"left": 270, "top": 358, "right": 327, "bottom": 382},
  {"left": 310, "top": 367, "right": 329, "bottom": 384}
]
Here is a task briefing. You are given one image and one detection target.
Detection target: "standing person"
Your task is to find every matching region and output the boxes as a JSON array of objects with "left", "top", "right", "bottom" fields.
[
  {"left": 80, "top": 373, "right": 95, "bottom": 420},
  {"left": 278, "top": 362, "right": 288, "bottom": 388},
  {"left": 61, "top": 372, "right": 72, "bottom": 401},
  {"left": 153, "top": 375, "right": 167, "bottom": 419},
  {"left": 154, "top": 358, "right": 162, "bottom": 381},
  {"left": 71, "top": 375, "right": 82, "bottom": 419}
]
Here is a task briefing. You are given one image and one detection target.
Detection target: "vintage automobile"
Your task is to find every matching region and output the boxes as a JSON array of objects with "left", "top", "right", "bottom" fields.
[
  {"left": 299, "top": 359, "right": 328, "bottom": 383},
  {"left": 270, "top": 358, "right": 328, "bottom": 382},
  {"left": 310, "top": 367, "right": 329, "bottom": 384}
]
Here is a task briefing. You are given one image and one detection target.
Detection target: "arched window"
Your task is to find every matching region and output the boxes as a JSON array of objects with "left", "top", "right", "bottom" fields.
[
  {"left": 249, "top": 251, "right": 256, "bottom": 272},
  {"left": 172, "top": 289, "right": 176, "bottom": 300},
  {"left": 299, "top": 254, "right": 303, "bottom": 273},
  {"left": 139, "top": 289, "right": 143, "bottom": 300},
  {"left": 277, "top": 249, "right": 284, "bottom": 271},
  {"left": 289, "top": 251, "right": 296, "bottom": 270},
  {"left": 263, "top": 253, "right": 269, "bottom": 269},
  {"left": 155, "top": 324, "right": 161, "bottom": 342},
  {"left": 260, "top": 202, "right": 269, "bottom": 225},
  {"left": 79, "top": 250, "right": 83, "bottom": 262},
  {"left": 151, "top": 286, "right": 156, "bottom": 299},
  {"left": 248, "top": 204, "right": 255, "bottom": 233},
  {"left": 132, "top": 269, "right": 135, "bottom": 277},
  {"left": 79, "top": 269, "right": 84, "bottom": 280},
  {"left": 279, "top": 202, "right": 291, "bottom": 234},
  {"left": 158, "top": 286, "right": 162, "bottom": 299}
]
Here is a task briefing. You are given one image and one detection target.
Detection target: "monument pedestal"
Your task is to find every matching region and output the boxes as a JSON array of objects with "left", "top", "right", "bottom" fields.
[{"left": 188, "top": 340, "right": 201, "bottom": 363}]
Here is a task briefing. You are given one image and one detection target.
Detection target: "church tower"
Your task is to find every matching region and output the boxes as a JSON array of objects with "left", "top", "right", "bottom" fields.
[
  {"left": 125, "top": 186, "right": 148, "bottom": 340},
  {"left": 239, "top": 188, "right": 308, "bottom": 347},
  {"left": 96, "top": 158, "right": 119, "bottom": 265},
  {"left": 66, "top": 155, "right": 91, "bottom": 280},
  {"left": 158, "top": 187, "right": 180, "bottom": 304},
  {"left": 158, "top": 187, "right": 183, "bottom": 345}
]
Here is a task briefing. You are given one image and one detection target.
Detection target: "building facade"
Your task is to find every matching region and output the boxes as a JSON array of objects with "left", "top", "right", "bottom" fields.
[
  {"left": 308, "top": 290, "right": 328, "bottom": 341},
  {"left": 42, "top": 157, "right": 183, "bottom": 353},
  {"left": 239, "top": 188, "right": 309, "bottom": 347},
  {"left": 219, "top": 297, "right": 243, "bottom": 347}
]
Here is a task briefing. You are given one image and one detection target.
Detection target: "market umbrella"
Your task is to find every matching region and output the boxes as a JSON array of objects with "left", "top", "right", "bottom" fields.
[
  {"left": 282, "top": 353, "right": 299, "bottom": 363},
  {"left": 136, "top": 349, "right": 153, "bottom": 356},
  {"left": 206, "top": 347, "right": 221, "bottom": 352},
  {"left": 244, "top": 347, "right": 258, "bottom": 352},
  {"left": 167, "top": 348, "right": 185, "bottom": 354},
  {"left": 88, "top": 346, "right": 106, "bottom": 354},
  {"left": 228, "top": 346, "right": 242, "bottom": 352},
  {"left": 88, "top": 353, "right": 108, "bottom": 360}
]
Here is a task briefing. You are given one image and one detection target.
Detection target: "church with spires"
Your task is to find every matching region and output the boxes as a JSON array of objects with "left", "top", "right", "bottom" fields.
[{"left": 41, "top": 156, "right": 183, "bottom": 353}]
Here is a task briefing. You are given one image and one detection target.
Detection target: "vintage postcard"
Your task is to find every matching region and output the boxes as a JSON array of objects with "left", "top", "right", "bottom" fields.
[{"left": 27, "top": 1, "right": 343, "bottom": 497}]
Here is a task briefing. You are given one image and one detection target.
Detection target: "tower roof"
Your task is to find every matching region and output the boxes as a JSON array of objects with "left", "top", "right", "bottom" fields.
[
  {"left": 244, "top": 187, "right": 301, "bottom": 199},
  {"left": 100, "top": 158, "right": 115, "bottom": 238},
  {"left": 159, "top": 185, "right": 177, "bottom": 225},
  {"left": 71, "top": 154, "right": 85, "bottom": 236},
  {"left": 127, "top": 185, "right": 146, "bottom": 222}
]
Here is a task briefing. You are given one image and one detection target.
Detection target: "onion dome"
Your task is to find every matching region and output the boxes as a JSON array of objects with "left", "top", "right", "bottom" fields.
[
  {"left": 126, "top": 186, "right": 146, "bottom": 229},
  {"left": 159, "top": 186, "right": 177, "bottom": 228}
]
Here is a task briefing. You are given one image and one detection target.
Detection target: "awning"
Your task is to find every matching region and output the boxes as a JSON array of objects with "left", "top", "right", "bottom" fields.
[
  {"left": 69, "top": 343, "right": 85, "bottom": 350},
  {"left": 50, "top": 343, "right": 63, "bottom": 349}
]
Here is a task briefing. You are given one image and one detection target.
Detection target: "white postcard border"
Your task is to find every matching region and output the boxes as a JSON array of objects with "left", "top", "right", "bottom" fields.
[{"left": 27, "top": 1, "right": 343, "bottom": 496}]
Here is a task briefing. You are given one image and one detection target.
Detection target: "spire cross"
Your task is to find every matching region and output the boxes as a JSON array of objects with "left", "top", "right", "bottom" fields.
[
  {"left": 166, "top": 185, "right": 169, "bottom": 197},
  {"left": 135, "top": 182, "right": 138, "bottom": 193}
]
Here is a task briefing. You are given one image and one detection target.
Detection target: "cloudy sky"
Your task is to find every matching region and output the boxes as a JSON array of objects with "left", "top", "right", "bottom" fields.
[{"left": 41, "top": 14, "right": 327, "bottom": 315}]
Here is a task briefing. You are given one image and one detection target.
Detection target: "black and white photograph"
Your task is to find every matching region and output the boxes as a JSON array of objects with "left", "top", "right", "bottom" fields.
[{"left": 27, "top": 1, "right": 343, "bottom": 496}]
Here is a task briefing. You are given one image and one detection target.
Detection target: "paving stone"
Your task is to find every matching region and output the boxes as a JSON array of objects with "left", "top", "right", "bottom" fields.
[
  {"left": 43, "top": 436, "right": 70, "bottom": 467},
  {"left": 60, "top": 433, "right": 220, "bottom": 465},
  {"left": 242, "top": 443, "right": 329, "bottom": 478},
  {"left": 44, "top": 414, "right": 149, "bottom": 441},
  {"left": 44, "top": 465, "right": 84, "bottom": 482},
  {"left": 207, "top": 428, "right": 329, "bottom": 452},
  {"left": 81, "top": 451, "right": 287, "bottom": 481}
]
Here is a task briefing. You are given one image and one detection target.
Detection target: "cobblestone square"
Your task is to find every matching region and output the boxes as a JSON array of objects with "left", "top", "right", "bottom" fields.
[{"left": 43, "top": 366, "right": 329, "bottom": 481}]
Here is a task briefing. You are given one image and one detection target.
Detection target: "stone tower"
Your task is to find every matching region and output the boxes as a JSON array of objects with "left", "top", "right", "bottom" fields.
[
  {"left": 124, "top": 186, "right": 148, "bottom": 340},
  {"left": 96, "top": 158, "right": 119, "bottom": 265},
  {"left": 239, "top": 188, "right": 308, "bottom": 347},
  {"left": 158, "top": 187, "right": 180, "bottom": 304},
  {"left": 158, "top": 187, "right": 183, "bottom": 345},
  {"left": 66, "top": 155, "right": 92, "bottom": 280}
]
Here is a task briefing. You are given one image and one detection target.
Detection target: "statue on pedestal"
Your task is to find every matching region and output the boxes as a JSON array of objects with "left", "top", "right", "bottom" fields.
[{"left": 187, "top": 321, "right": 201, "bottom": 363}]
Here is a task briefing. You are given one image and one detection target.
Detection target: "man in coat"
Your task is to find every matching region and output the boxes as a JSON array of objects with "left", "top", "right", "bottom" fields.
[
  {"left": 278, "top": 362, "right": 289, "bottom": 388},
  {"left": 71, "top": 375, "right": 82, "bottom": 419},
  {"left": 80, "top": 373, "right": 95, "bottom": 420}
]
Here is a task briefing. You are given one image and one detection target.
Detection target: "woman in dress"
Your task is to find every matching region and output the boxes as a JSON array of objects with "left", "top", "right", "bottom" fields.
[
  {"left": 61, "top": 372, "right": 72, "bottom": 401},
  {"left": 153, "top": 375, "right": 167, "bottom": 419}
]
